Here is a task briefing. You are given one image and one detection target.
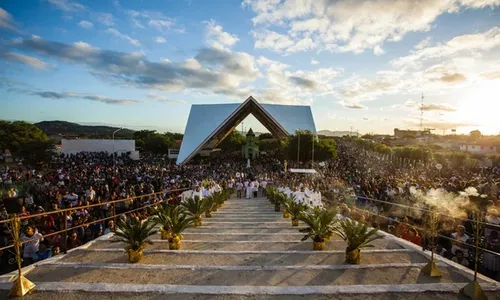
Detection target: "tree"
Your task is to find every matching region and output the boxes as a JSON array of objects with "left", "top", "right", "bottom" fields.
[
  {"left": 0, "top": 121, "right": 55, "bottom": 166},
  {"left": 258, "top": 133, "right": 274, "bottom": 140},
  {"left": 470, "top": 130, "right": 481, "bottom": 140},
  {"left": 285, "top": 130, "right": 337, "bottom": 162},
  {"left": 218, "top": 130, "right": 245, "bottom": 152}
]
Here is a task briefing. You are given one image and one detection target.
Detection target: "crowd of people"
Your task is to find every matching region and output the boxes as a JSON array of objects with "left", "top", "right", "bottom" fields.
[{"left": 1, "top": 138, "right": 499, "bottom": 280}]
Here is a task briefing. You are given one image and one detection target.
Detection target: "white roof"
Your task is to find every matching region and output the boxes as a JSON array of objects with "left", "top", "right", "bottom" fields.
[{"left": 177, "top": 96, "right": 316, "bottom": 165}]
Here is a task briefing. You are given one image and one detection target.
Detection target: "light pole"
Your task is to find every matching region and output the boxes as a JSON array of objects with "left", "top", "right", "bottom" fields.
[{"left": 112, "top": 127, "right": 123, "bottom": 175}]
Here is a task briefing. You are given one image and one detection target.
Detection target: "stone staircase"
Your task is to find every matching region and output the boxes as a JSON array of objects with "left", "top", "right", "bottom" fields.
[{"left": 1, "top": 195, "right": 499, "bottom": 299}]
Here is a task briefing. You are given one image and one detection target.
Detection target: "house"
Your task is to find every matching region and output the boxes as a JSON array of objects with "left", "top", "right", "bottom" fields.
[{"left": 458, "top": 142, "right": 498, "bottom": 155}]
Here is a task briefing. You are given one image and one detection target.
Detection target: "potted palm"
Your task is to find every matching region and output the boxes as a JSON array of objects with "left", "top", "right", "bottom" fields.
[
  {"left": 284, "top": 196, "right": 307, "bottom": 226},
  {"left": 181, "top": 196, "right": 210, "bottom": 226},
  {"left": 212, "top": 191, "right": 225, "bottom": 211},
  {"left": 152, "top": 205, "right": 175, "bottom": 240},
  {"left": 299, "top": 208, "right": 337, "bottom": 251},
  {"left": 204, "top": 195, "right": 215, "bottom": 217},
  {"left": 112, "top": 219, "right": 157, "bottom": 263},
  {"left": 334, "top": 218, "right": 382, "bottom": 264},
  {"left": 168, "top": 206, "right": 194, "bottom": 250},
  {"left": 273, "top": 191, "right": 286, "bottom": 212}
]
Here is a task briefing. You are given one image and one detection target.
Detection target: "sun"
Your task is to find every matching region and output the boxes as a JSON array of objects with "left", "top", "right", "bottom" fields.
[{"left": 449, "top": 80, "right": 500, "bottom": 135}]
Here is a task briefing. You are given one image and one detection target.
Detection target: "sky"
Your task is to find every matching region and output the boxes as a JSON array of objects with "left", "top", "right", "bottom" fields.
[{"left": 1, "top": 0, "right": 499, "bottom": 135}]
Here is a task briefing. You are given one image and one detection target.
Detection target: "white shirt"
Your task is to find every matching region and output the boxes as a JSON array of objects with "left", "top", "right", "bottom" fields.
[{"left": 21, "top": 232, "right": 43, "bottom": 259}]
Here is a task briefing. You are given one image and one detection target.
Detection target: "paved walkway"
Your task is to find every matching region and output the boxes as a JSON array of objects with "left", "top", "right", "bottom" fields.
[{"left": 1, "top": 195, "right": 499, "bottom": 299}]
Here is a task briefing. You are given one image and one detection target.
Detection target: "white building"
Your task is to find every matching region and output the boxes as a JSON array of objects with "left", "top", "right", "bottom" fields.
[
  {"left": 61, "top": 139, "right": 139, "bottom": 159},
  {"left": 459, "top": 142, "right": 498, "bottom": 155}
]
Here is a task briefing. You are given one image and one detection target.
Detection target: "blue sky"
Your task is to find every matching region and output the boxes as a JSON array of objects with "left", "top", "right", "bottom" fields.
[{"left": 1, "top": 0, "right": 499, "bottom": 135}]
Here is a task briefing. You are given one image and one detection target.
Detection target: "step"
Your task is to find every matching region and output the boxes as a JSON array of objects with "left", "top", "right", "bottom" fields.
[
  {"left": 87, "top": 238, "right": 401, "bottom": 251},
  {"left": 56, "top": 249, "right": 425, "bottom": 266},
  {"left": 26, "top": 265, "right": 469, "bottom": 286},
  {"left": 3, "top": 289, "right": 499, "bottom": 300},
  {"left": 199, "top": 222, "right": 299, "bottom": 228},
  {"left": 182, "top": 228, "right": 322, "bottom": 233},
  {"left": 205, "top": 217, "right": 284, "bottom": 222},
  {"left": 149, "top": 233, "right": 310, "bottom": 241}
]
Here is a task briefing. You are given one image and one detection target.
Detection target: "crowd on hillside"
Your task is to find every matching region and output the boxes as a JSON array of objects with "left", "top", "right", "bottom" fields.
[{"left": 1, "top": 140, "right": 499, "bottom": 279}]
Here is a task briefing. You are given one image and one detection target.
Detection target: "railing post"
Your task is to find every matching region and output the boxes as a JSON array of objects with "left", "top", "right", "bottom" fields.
[
  {"left": 113, "top": 202, "right": 117, "bottom": 225},
  {"left": 62, "top": 210, "right": 68, "bottom": 254},
  {"left": 8, "top": 214, "right": 36, "bottom": 297}
]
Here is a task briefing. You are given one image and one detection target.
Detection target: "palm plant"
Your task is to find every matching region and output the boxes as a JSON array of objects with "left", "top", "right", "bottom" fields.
[
  {"left": 334, "top": 218, "right": 383, "bottom": 264},
  {"left": 284, "top": 196, "right": 308, "bottom": 226},
  {"left": 112, "top": 219, "right": 157, "bottom": 263},
  {"left": 266, "top": 186, "right": 277, "bottom": 204},
  {"left": 181, "top": 196, "right": 210, "bottom": 226},
  {"left": 152, "top": 205, "right": 175, "bottom": 240},
  {"left": 273, "top": 191, "right": 286, "bottom": 212},
  {"left": 299, "top": 208, "right": 338, "bottom": 251},
  {"left": 212, "top": 191, "right": 225, "bottom": 211},
  {"left": 204, "top": 195, "right": 215, "bottom": 217},
  {"left": 169, "top": 206, "right": 195, "bottom": 250}
]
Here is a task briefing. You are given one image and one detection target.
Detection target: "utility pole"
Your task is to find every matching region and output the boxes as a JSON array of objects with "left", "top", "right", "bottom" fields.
[
  {"left": 420, "top": 92, "right": 424, "bottom": 130},
  {"left": 297, "top": 131, "right": 300, "bottom": 166},
  {"left": 311, "top": 133, "right": 315, "bottom": 166},
  {"left": 350, "top": 126, "right": 354, "bottom": 136},
  {"left": 112, "top": 127, "right": 123, "bottom": 175}
]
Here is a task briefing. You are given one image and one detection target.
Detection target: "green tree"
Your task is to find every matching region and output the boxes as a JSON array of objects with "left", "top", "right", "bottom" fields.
[
  {"left": 470, "top": 130, "right": 481, "bottom": 140},
  {"left": 285, "top": 130, "right": 337, "bottom": 162},
  {"left": 0, "top": 121, "right": 55, "bottom": 166},
  {"left": 258, "top": 133, "right": 274, "bottom": 140},
  {"left": 218, "top": 130, "right": 245, "bottom": 152}
]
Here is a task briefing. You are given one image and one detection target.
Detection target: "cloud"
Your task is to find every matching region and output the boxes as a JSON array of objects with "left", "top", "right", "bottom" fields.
[
  {"left": 343, "top": 102, "right": 367, "bottom": 109},
  {"left": 149, "top": 19, "right": 174, "bottom": 31},
  {"left": 0, "top": 8, "right": 20, "bottom": 32},
  {"left": 78, "top": 20, "right": 94, "bottom": 29},
  {"left": 421, "top": 103, "right": 457, "bottom": 112},
  {"left": 415, "top": 37, "right": 431, "bottom": 50},
  {"left": 9, "top": 36, "right": 259, "bottom": 96},
  {"left": 81, "top": 95, "right": 138, "bottom": 105},
  {"left": 404, "top": 119, "right": 477, "bottom": 130},
  {"left": 338, "top": 71, "right": 402, "bottom": 101},
  {"left": 0, "top": 52, "right": 48, "bottom": 69},
  {"left": 436, "top": 72, "right": 466, "bottom": 83},
  {"left": 205, "top": 19, "right": 239, "bottom": 50},
  {"left": 288, "top": 76, "right": 318, "bottom": 90},
  {"left": 243, "top": 0, "right": 500, "bottom": 55},
  {"left": 46, "top": 0, "right": 85, "bottom": 12},
  {"left": 392, "top": 27, "right": 500, "bottom": 69},
  {"left": 97, "top": 13, "right": 115, "bottom": 26},
  {"left": 127, "top": 10, "right": 177, "bottom": 32},
  {"left": 155, "top": 36, "right": 166, "bottom": 43},
  {"left": 311, "top": 58, "right": 319, "bottom": 65},
  {"left": 105, "top": 28, "right": 141, "bottom": 46},
  {"left": 480, "top": 71, "right": 500, "bottom": 79},
  {"left": 33, "top": 91, "right": 65, "bottom": 99},
  {"left": 146, "top": 94, "right": 187, "bottom": 104}
]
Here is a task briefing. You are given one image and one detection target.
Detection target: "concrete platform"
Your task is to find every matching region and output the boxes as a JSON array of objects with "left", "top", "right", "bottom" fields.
[{"left": 1, "top": 194, "right": 499, "bottom": 299}]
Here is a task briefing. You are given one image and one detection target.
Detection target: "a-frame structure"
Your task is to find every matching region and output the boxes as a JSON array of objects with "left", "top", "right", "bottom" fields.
[{"left": 176, "top": 96, "right": 317, "bottom": 165}]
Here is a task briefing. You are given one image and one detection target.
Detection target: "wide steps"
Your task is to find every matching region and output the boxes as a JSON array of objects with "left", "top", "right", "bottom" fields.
[
  {"left": 26, "top": 265, "right": 468, "bottom": 286},
  {"left": 48, "top": 250, "right": 428, "bottom": 266}
]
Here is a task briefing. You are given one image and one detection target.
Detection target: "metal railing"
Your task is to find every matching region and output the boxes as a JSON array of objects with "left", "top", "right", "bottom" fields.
[{"left": 0, "top": 187, "right": 190, "bottom": 253}]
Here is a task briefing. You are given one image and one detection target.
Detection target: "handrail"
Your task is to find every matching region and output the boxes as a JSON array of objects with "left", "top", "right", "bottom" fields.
[
  {"left": 350, "top": 206, "right": 500, "bottom": 258},
  {"left": 356, "top": 196, "right": 500, "bottom": 230},
  {"left": 0, "top": 187, "right": 190, "bottom": 224},
  {"left": 0, "top": 192, "right": 186, "bottom": 252}
]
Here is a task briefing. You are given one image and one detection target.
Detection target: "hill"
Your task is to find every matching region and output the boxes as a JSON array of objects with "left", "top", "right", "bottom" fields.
[
  {"left": 35, "top": 121, "right": 135, "bottom": 138},
  {"left": 317, "top": 130, "right": 360, "bottom": 137}
]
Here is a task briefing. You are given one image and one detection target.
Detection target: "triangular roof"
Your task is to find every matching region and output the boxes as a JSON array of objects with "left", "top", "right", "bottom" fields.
[
  {"left": 176, "top": 96, "right": 316, "bottom": 165},
  {"left": 246, "top": 128, "right": 255, "bottom": 136}
]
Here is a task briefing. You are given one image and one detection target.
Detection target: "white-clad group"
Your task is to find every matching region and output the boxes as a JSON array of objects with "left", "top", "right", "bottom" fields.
[
  {"left": 235, "top": 178, "right": 269, "bottom": 199},
  {"left": 179, "top": 181, "right": 223, "bottom": 202},
  {"left": 277, "top": 185, "right": 323, "bottom": 208}
]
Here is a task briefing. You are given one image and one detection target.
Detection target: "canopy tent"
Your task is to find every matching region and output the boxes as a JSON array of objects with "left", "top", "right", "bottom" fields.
[
  {"left": 177, "top": 96, "right": 317, "bottom": 165},
  {"left": 288, "top": 168, "right": 317, "bottom": 174}
]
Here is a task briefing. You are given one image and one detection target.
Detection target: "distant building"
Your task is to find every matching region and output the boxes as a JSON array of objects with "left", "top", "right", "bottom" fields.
[
  {"left": 61, "top": 139, "right": 139, "bottom": 159},
  {"left": 394, "top": 128, "right": 430, "bottom": 138},
  {"left": 458, "top": 142, "right": 498, "bottom": 155}
]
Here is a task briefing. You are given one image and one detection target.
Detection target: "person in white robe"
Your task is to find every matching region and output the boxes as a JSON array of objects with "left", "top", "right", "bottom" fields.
[
  {"left": 253, "top": 180, "right": 259, "bottom": 198},
  {"left": 246, "top": 181, "right": 253, "bottom": 199}
]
